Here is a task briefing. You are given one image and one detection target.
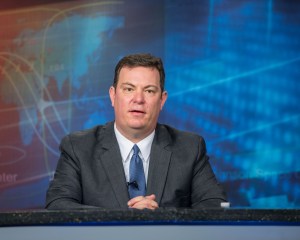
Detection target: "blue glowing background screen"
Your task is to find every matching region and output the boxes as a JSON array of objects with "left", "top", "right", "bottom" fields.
[{"left": 0, "top": 0, "right": 299, "bottom": 209}]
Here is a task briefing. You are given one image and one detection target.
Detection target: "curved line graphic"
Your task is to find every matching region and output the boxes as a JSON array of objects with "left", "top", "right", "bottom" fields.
[
  {"left": 0, "top": 55, "right": 61, "bottom": 144},
  {"left": 0, "top": 7, "right": 61, "bottom": 16},
  {"left": 0, "top": 145, "right": 26, "bottom": 166},
  {"left": 0, "top": 52, "right": 69, "bottom": 136},
  {"left": 0, "top": 1, "right": 124, "bottom": 176},
  {"left": 0, "top": 57, "right": 59, "bottom": 156}
]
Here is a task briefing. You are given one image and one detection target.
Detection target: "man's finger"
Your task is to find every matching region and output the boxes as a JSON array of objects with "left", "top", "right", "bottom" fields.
[
  {"left": 145, "top": 194, "right": 156, "bottom": 200},
  {"left": 128, "top": 196, "right": 144, "bottom": 206},
  {"left": 129, "top": 197, "right": 159, "bottom": 210}
]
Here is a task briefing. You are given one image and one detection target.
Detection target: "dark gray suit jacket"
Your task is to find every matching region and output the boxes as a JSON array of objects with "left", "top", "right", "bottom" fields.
[{"left": 46, "top": 122, "right": 226, "bottom": 209}]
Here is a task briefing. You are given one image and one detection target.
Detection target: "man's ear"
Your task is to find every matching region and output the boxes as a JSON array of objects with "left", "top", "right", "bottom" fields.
[
  {"left": 160, "top": 91, "right": 168, "bottom": 110},
  {"left": 109, "top": 86, "right": 116, "bottom": 107}
]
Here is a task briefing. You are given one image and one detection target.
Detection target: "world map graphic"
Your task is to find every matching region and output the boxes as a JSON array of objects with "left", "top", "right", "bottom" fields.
[{"left": 0, "top": 1, "right": 124, "bottom": 208}]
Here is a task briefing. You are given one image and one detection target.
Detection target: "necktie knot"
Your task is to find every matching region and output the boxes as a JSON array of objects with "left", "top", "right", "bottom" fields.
[{"left": 133, "top": 144, "right": 139, "bottom": 156}]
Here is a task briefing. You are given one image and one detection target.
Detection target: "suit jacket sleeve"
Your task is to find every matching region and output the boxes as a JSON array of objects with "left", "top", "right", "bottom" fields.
[
  {"left": 191, "top": 136, "right": 227, "bottom": 208},
  {"left": 45, "top": 135, "right": 97, "bottom": 209}
]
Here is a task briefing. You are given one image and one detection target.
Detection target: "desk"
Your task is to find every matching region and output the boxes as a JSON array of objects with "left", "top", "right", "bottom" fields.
[{"left": 0, "top": 209, "right": 299, "bottom": 240}]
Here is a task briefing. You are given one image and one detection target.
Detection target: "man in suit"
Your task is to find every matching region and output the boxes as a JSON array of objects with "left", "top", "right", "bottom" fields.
[{"left": 46, "top": 53, "right": 227, "bottom": 210}]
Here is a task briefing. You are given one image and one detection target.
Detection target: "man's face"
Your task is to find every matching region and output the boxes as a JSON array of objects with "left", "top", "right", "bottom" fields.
[{"left": 109, "top": 66, "right": 167, "bottom": 141}]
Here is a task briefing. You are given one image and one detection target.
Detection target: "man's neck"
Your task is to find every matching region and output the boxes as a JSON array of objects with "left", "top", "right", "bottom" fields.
[{"left": 114, "top": 124, "right": 155, "bottom": 143}]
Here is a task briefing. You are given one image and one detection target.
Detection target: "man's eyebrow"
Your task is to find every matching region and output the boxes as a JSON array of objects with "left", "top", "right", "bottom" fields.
[
  {"left": 120, "top": 82, "right": 135, "bottom": 87},
  {"left": 144, "top": 85, "right": 159, "bottom": 89},
  {"left": 120, "top": 83, "right": 159, "bottom": 89}
]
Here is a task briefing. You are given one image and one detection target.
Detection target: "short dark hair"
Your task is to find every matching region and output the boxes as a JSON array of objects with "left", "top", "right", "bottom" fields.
[{"left": 113, "top": 53, "right": 165, "bottom": 92}]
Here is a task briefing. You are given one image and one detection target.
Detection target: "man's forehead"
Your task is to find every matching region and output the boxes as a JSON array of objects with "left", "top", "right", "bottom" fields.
[{"left": 118, "top": 67, "right": 159, "bottom": 81}]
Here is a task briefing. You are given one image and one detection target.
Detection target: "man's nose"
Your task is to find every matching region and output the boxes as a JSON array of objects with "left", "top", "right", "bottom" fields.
[{"left": 133, "top": 90, "right": 145, "bottom": 103}]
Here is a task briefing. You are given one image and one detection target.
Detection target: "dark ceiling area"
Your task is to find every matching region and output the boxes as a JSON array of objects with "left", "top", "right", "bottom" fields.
[{"left": 0, "top": 0, "right": 77, "bottom": 10}]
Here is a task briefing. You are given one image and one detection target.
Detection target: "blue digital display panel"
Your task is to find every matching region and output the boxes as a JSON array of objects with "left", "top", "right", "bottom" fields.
[{"left": 0, "top": 0, "right": 299, "bottom": 209}]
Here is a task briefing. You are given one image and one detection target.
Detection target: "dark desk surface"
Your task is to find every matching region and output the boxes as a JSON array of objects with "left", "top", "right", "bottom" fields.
[{"left": 0, "top": 208, "right": 299, "bottom": 227}]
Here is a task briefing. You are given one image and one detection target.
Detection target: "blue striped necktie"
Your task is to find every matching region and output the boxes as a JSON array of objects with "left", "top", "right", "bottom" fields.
[{"left": 128, "top": 144, "right": 146, "bottom": 199}]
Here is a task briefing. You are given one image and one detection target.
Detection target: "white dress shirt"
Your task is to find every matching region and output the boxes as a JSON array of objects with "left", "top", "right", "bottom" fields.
[{"left": 114, "top": 123, "right": 155, "bottom": 184}]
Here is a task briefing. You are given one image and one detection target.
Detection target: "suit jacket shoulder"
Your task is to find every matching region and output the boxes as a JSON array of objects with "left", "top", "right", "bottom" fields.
[
  {"left": 156, "top": 123, "right": 205, "bottom": 152},
  {"left": 61, "top": 123, "right": 107, "bottom": 151}
]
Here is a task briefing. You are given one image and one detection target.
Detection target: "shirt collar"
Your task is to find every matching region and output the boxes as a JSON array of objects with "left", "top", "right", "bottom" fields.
[{"left": 114, "top": 123, "right": 155, "bottom": 163}]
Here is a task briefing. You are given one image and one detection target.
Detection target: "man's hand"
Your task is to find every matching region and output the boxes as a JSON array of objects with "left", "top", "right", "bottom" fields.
[{"left": 127, "top": 194, "right": 159, "bottom": 210}]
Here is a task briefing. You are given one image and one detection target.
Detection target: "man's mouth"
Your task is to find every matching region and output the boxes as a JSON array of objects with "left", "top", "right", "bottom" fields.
[{"left": 129, "top": 109, "right": 146, "bottom": 114}]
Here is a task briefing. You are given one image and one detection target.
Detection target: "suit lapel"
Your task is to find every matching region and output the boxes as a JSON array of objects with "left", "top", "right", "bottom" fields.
[
  {"left": 146, "top": 124, "right": 172, "bottom": 205},
  {"left": 94, "top": 122, "right": 129, "bottom": 208}
]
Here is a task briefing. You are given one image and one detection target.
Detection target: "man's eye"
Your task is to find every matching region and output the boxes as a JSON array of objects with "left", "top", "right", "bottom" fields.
[
  {"left": 146, "top": 89, "right": 155, "bottom": 94},
  {"left": 124, "top": 88, "right": 133, "bottom": 92}
]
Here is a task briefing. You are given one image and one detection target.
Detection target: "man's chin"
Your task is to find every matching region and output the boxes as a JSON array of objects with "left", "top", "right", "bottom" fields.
[{"left": 129, "top": 124, "right": 145, "bottom": 130}]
